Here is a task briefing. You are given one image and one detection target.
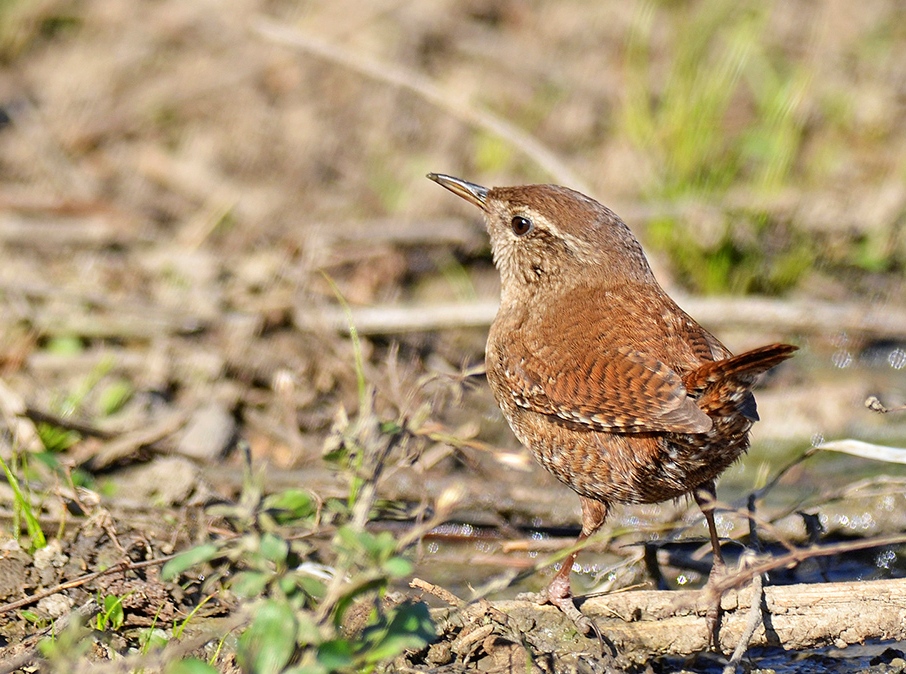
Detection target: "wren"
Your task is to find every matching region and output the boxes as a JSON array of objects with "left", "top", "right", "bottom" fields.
[{"left": 427, "top": 173, "right": 797, "bottom": 636}]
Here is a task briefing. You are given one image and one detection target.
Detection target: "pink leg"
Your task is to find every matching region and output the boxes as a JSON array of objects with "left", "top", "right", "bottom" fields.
[
  {"left": 538, "top": 497, "right": 608, "bottom": 636},
  {"left": 694, "top": 481, "right": 725, "bottom": 575}
]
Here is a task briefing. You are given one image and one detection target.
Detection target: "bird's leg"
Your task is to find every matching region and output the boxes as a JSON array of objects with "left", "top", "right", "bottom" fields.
[
  {"left": 694, "top": 480, "right": 725, "bottom": 651},
  {"left": 694, "top": 481, "right": 726, "bottom": 577},
  {"left": 521, "top": 497, "right": 608, "bottom": 636}
]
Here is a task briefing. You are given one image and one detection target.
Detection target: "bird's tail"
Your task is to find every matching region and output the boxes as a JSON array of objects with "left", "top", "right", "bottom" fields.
[{"left": 685, "top": 343, "right": 798, "bottom": 422}]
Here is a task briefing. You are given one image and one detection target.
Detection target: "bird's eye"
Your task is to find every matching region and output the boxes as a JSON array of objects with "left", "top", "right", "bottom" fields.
[{"left": 511, "top": 216, "right": 533, "bottom": 236}]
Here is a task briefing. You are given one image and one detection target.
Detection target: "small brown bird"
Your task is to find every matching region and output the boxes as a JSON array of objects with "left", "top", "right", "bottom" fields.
[{"left": 428, "top": 173, "right": 796, "bottom": 635}]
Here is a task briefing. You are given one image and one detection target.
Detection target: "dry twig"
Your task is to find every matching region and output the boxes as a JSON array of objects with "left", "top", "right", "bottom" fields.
[{"left": 253, "top": 18, "right": 588, "bottom": 192}]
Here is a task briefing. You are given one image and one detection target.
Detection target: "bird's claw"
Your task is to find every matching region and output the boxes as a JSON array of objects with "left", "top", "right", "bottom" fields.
[{"left": 519, "top": 592, "right": 597, "bottom": 637}]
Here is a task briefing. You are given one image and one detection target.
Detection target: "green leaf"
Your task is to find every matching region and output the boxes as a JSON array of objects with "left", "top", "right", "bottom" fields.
[
  {"left": 0, "top": 455, "right": 46, "bottom": 550},
  {"left": 36, "top": 423, "right": 80, "bottom": 453},
  {"left": 45, "top": 335, "right": 84, "bottom": 355},
  {"left": 103, "top": 594, "right": 119, "bottom": 612},
  {"left": 370, "top": 531, "right": 397, "bottom": 561},
  {"left": 279, "top": 574, "right": 312, "bottom": 600},
  {"left": 297, "top": 575, "right": 327, "bottom": 600},
  {"left": 263, "top": 489, "right": 316, "bottom": 523},
  {"left": 354, "top": 529, "right": 387, "bottom": 558},
  {"left": 296, "top": 612, "right": 322, "bottom": 647},
  {"left": 102, "top": 594, "right": 124, "bottom": 631},
  {"left": 335, "top": 524, "right": 362, "bottom": 552},
  {"left": 316, "top": 639, "right": 355, "bottom": 670},
  {"left": 336, "top": 526, "right": 396, "bottom": 562},
  {"left": 161, "top": 544, "right": 220, "bottom": 580},
  {"left": 382, "top": 556, "right": 412, "bottom": 578},
  {"left": 260, "top": 533, "right": 289, "bottom": 565},
  {"left": 98, "top": 379, "right": 134, "bottom": 416},
  {"left": 284, "top": 665, "right": 328, "bottom": 674},
  {"left": 379, "top": 420, "right": 402, "bottom": 434},
  {"left": 20, "top": 610, "right": 41, "bottom": 624},
  {"left": 165, "top": 658, "right": 220, "bottom": 674},
  {"left": 362, "top": 602, "right": 435, "bottom": 664},
  {"left": 230, "top": 571, "right": 271, "bottom": 598},
  {"left": 139, "top": 627, "right": 169, "bottom": 651},
  {"left": 237, "top": 601, "right": 298, "bottom": 674}
]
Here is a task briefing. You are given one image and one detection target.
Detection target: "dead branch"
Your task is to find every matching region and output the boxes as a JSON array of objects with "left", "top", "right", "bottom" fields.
[
  {"left": 83, "top": 411, "right": 189, "bottom": 470},
  {"left": 817, "top": 438, "right": 906, "bottom": 465},
  {"left": 303, "top": 296, "right": 906, "bottom": 339},
  {"left": 29, "top": 310, "right": 205, "bottom": 340},
  {"left": 865, "top": 396, "right": 906, "bottom": 414},
  {"left": 253, "top": 18, "right": 589, "bottom": 192},
  {"left": 0, "top": 213, "right": 122, "bottom": 247}
]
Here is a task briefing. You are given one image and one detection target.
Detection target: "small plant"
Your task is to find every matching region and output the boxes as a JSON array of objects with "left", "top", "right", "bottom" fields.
[
  {"left": 20, "top": 609, "right": 49, "bottom": 630},
  {"left": 161, "top": 305, "right": 448, "bottom": 672},
  {"left": 163, "top": 442, "right": 436, "bottom": 672},
  {"left": 139, "top": 626, "right": 170, "bottom": 654},
  {"left": 623, "top": 0, "right": 810, "bottom": 198},
  {"left": 37, "top": 612, "right": 92, "bottom": 664},
  {"left": 0, "top": 452, "right": 46, "bottom": 550},
  {"left": 172, "top": 594, "right": 215, "bottom": 640},
  {"left": 165, "top": 659, "right": 220, "bottom": 674},
  {"left": 622, "top": 0, "right": 815, "bottom": 294},
  {"left": 34, "top": 354, "right": 130, "bottom": 454},
  {"left": 646, "top": 213, "right": 815, "bottom": 294},
  {"left": 95, "top": 593, "right": 128, "bottom": 632}
]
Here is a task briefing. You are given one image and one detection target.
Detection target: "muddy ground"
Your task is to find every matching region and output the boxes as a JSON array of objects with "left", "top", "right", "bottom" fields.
[{"left": 1, "top": 1, "right": 906, "bottom": 672}]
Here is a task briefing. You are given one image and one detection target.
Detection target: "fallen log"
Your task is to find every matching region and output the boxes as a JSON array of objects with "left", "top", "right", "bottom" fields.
[{"left": 473, "top": 576, "right": 906, "bottom": 663}]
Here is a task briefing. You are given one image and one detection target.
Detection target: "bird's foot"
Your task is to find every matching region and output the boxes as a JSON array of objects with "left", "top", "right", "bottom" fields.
[
  {"left": 548, "top": 593, "right": 599, "bottom": 638},
  {"left": 514, "top": 572, "right": 557, "bottom": 606},
  {"left": 516, "top": 577, "right": 597, "bottom": 637}
]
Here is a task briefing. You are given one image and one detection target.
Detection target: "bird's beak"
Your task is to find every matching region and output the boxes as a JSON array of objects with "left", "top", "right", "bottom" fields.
[{"left": 427, "top": 173, "right": 489, "bottom": 211}]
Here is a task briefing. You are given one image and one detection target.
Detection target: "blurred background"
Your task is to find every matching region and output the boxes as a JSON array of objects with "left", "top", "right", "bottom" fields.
[{"left": 1, "top": 0, "right": 906, "bottom": 609}]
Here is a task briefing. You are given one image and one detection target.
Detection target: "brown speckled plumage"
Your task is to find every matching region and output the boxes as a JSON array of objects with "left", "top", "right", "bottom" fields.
[{"left": 428, "top": 174, "right": 797, "bottom": 635}]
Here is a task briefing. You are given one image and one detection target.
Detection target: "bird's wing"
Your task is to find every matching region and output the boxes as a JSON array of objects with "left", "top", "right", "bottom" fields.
[{"left": 495, "top": 338, "right": 713, "bottom": 434}]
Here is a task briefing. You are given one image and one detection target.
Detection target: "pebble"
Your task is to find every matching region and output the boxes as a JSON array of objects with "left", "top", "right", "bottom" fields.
[{"left": 177, "top": 401, "right": 237, "bottom": 461}]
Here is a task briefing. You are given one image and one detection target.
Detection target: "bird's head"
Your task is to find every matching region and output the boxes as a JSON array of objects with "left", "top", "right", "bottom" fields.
[{"left": 427, "top": 173, "right": 655, "bottom": 302}]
